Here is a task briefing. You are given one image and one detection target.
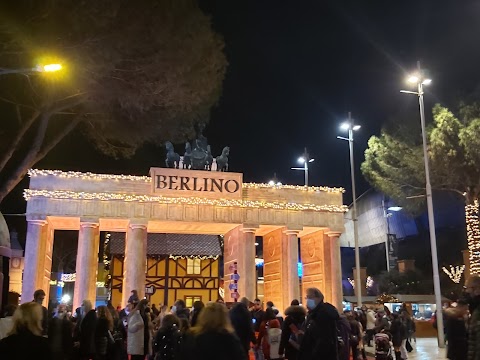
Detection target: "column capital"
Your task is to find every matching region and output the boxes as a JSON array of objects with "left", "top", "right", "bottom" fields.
[
  {"left": 283, "top": 229, "right": 301, "bottom": 236},
  {"left": 27, "top": 219, "right": 48, "bottom": 226},
  {"left": 241, "top": 225, "right": 258, "bottom": 234},
  {"left": 326, "top": 231, "right": 342, "bottom": 238},
  {"left": 128, "top": 220, "right": 148, "bottom": 230},
  {"left": 80, "top": 221, "right": 99, "bottom": 229}
]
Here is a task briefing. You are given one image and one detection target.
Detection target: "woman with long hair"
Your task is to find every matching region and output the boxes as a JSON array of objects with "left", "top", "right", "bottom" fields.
[
  {"left": 183, "top": 302, "right": 245, "bottom": 360},
  {"left": 95, "top": 305, "right": 114, "bottom": 360},
  {"left": 128, "top": 299, "right": 149, "bottom": 360},
  {"left": 0, "top": 302, "right": 51, "bottom": 359},
  {"left": 190, "top": 300, "right": 205, "bottom": 327}
]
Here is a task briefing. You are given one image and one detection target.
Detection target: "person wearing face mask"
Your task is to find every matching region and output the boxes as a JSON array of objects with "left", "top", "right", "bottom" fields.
[
  {"left": 298, "top": 287, "right": 340, "bottom": 360},
  {"left": 466, "top": 274, "right": 480, "bottom": 360},
  {"left": 48, "top": 304, "right": 74, "bottom": 360}
]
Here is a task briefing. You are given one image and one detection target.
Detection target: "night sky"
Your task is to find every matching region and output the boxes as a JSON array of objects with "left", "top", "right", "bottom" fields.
[{"left": 3, "top": 0, "right": 480, "bottom": 243}]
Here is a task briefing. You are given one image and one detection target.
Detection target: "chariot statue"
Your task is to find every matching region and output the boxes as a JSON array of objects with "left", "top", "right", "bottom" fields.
[{"left": 165, "top": 141, "right": 180, "bottom": 168}]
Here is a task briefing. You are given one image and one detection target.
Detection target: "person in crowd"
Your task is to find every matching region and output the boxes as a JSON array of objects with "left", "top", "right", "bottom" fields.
[
  {"left": 445, "top": 299, "right": 468, "bottom": 360},
  {"left": 466, "top": 274, "right": 480, "bottom": 360},
  {"left": 153, "top": 305, "right": 168, "bottom": 330},
  {"left": 230, "top": 297, "right": 256, "bottom": 360},
  {"left": 33, "top": 288, "right": 49, "bottom": 335},
  {"left": 79, "top": 300, "right": 98, "bottom": 360},
  {"left": 120, "top": 302, "right": 134, "bottom": 330},
  {"left": 337, "top": 312, "right": 351, "bottom": 360},
  {"left": 190, "top": 300, "right": 205, "bottom": 327},
  {"left": 179, "top": 317, "right": 190, "bottom": 336},
  {"left": 182, "top": 302, "right": 246, "bottom": 360},
  {"left": 390, "top": 313, "right": 407, "bottom": 360},
  {"left": 216, "top": 298, "right": 225, "bottom": 304},
  {"left": 95, "top": 305, "right": 114, "bottom": 360},
  {"left": 279, "top": 299, "right": 306, "bottom": 360},
  {"left": 107, "top": 302, "right": 126, "bottom": 360},
  {"left": 345, "top": 311, "right": 362, "bottom": 360},
  {"left": 365, "top": 307, "right": 376, "bottom": 346},
  {"left": 129, "top": 290, "right": 140, "bottom": 305},
  {"left": 173, "top": 299, "right": 190, "bottom": 320},
  {"left": 0, "top": 304, "right": 16, "bottom": 340},
  {"left": 0, "top": 302, "right": 51, "bottom": 360},
  {"left": 375, "top": 310, "right": 391, "bottom": 333},
  {"left": 256, "top": 307, "right": 282, "bottom": 360},
  {"left": 128, "top": 299, "right": 149, "bottom": 360},
  {"left": 151, "top": 304, "right": 160, "bottom": 317},
  {"left": 298, "top": 287, "right": 339, "bottom": 360},
  {"left": 251, "top": 298, "right": 265, "bottom": 333},
  {"left": 49, "top": 304, "right": 74, "bottom": 360},
  {"left": 153, "top": 313, "right": 182, "bottom": 360}
]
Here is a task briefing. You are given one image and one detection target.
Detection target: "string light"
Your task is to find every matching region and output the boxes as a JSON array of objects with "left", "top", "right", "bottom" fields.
[
  {"left": 23, "top": 189, "right": 347, "bottom": 213},
  {"left": 28, "top": 169, "right": 344, "bottom": 194},
  {"left": 104, "top": 233, "right": 111, "bottom": 289},
  {"left": 442, "top": 265, "right": 465, "bottom": 283},
  {"left": 466, "top": 200, "right": 480, "bottom": 274},
  {"left": 61, "top": 273, "right": 76, "bottom": 282},
  {"left": 169, "top": 255, "right": 219, "bottom": 260}
]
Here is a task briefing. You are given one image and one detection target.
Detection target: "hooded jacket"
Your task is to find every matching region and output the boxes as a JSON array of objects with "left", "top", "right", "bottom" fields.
[
  {"left": 298, "top": 302, "right": 340, "bottom": 360},
  {"left": 279, "top": 305, "right": 306, "bottom": 359}
]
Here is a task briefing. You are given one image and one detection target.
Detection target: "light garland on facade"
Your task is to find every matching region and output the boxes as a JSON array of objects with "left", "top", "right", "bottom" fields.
[
  {"left": 23, "top": 189, "right": 347, "bottom": 213},
  {"left": 27, "top": 169, "right": 344, "bottom": 194},
  {"left": 169, "top": 255, "right": 219, "bottom": 261},
  {"left": 348, "top": 276, "right": 373, "bottom": 289},
  {"left": 466, "top": 200, "right": 480, "bottom": 275},
  {"left": 61, "top": 273, "right": 76, "bottom": 282},
  {"left": 442, "top": 265, "right": 465, "bottom": 284}
]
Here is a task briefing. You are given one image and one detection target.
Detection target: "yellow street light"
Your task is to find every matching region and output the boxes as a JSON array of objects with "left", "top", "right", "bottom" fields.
[{"left": 41, "top": 63, "right": 62, "bottom": 72}]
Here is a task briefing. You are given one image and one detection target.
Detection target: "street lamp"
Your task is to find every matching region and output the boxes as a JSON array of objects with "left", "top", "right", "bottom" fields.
[
  {"left": 337, "top": 112, "right": 362, "bottom": 307},
  {"left": 291, "top": 147, "right": 314, "bottom": 186},
  {"left": 400, "top": 61, "right": 445, "bottom": 348}
]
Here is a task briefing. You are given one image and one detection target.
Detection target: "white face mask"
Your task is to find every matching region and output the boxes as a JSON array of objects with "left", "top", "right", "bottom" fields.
[
  {"left": 306, "top": 299, "right": 316, "bottom": 310},
  {"left": 171, "top": 306, "right": 177, "bottom": 314}
]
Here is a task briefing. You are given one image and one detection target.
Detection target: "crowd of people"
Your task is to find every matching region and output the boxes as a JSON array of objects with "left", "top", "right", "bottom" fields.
[{"left": 0, "top": 274, "right": 479, "bottom": 360}]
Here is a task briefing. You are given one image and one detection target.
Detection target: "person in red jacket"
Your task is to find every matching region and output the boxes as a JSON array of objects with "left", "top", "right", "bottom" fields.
[{"left": 257, "top": 307, "right": 281, "bottom": 360}]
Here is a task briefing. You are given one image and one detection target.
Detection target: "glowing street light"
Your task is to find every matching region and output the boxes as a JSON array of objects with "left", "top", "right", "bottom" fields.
[
  {"left": 400, "top": 61, "right": 444, "bottom": 348},
  {"left": 41, "top": 63, "right": 63, "bottom": 72},
  {"left": 291, "top": 148, "right": 314, "bottom": 186},
  {"left": 337, "top": 112, "right": 362, "bottom": 306},
  {"left": 0, "top": 63, "right": 63, "bottom": 76},
  {"left": 61, "top": 294, "right": 71, "bottom": 304}
]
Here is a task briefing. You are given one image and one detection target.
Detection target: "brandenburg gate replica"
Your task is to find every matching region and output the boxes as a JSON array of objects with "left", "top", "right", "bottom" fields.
[{"left": 22, "top": 161, "right": 346, "bottom": 311}]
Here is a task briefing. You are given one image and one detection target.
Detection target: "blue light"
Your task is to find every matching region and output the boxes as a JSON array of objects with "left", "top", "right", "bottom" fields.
[{"left": 298, "top": 262, "right": 303, "bottom": 277}]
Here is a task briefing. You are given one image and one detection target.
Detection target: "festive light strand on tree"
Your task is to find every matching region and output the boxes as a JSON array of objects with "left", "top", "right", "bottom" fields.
[
  {"left": 27, "top": 169, "right": 344, "bottom": 193},
  {"left": 103, "top": 233, "right": 112, "bottom": 289},
  {"left": 23, "top": 189, "right": 347, "bottom": 213},
  {"left": 466, "top": 200, "right": 480, "bottom": 275},
  {"left": 442, "top": 265, "right": 465, "bottom": 283}
]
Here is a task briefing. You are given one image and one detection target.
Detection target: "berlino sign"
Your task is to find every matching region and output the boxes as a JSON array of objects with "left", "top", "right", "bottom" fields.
[{"left": 150, "top": 167, "right": 243, "bottom": 199}]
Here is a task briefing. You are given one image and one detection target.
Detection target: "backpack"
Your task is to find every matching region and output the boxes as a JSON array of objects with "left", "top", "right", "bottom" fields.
[
  {"left": 288, "top": 322, "right": 304, "bottom": 350},
  {"left": 267, "top": 327, "right": 282, "bottom": 359}
]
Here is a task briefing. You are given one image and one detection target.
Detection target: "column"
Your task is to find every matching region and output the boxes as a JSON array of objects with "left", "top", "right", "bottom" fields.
[
  {"left": 462, "top": 249, "right": 470, "bottom": 281},
  {"left": 22, "top": 220, "right": 52, "bottom": 303},
  {"left": 327, "top": 231, "right": 343, "bottom": 311},
  {"left": 73, "top": 221, "right": 100, "bottom": 310},
  {"left": 121, "top": 221, "right": 147, "bottom": 306},
  {"left": 263, "top": 227, "right": 285, "bottom": 309},
  {"left": 283, "top": 230, "right": 300, "bottom": 307},
  {"left": 239, "top": 227, "right": 257, "bottom": 302},
  {"left": 224, "top": 225, "right": 241, "bottom": 303},
  {"left": 353, "top": 267, "right": 367, "bottom": 298},
  {"left": 300, "top": 231, "right": 328, "bottom": 303}
]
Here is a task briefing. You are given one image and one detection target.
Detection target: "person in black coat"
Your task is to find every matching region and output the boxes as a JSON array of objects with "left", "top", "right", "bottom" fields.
[
  {"left": 390, "top": 313, "right": 407, "bottom": 360},
  {"left": 230, "top": 298, "right": 256, "bottom": 359},
  {"left": 153, "top": 314, "right": 182, "bottom": 360},
  {"left": 33, "top": 289, "right": 49, "bottom": 336},
  {"left": 173, "top": 299, "right": 190, "bottom": 320},
  {"left": 250, "top": 299, "right": 265, "bottom": 333},
  {"left": 190, "top": 300, "right": 205, "bottom": 327},
  {"left": 278, "top": 302, "right": 306, "bottom": 360},
  {"left": 79, "top": 300, "right": 98, "bottom": 360},
  {"left": 49, "top": 304, "right": 74, "bottom": 360},
  {"left": 298, "top": 288, "right": 340, "bottom": 360},
  {"left": 445, "top": 300, "right": 468, "bottom": 360},
  {"left": 0, "top": 302, "right": 51, "bottom": 360},
  {"left": 181, "top": 302, "right": 246, "bottom": 360}
]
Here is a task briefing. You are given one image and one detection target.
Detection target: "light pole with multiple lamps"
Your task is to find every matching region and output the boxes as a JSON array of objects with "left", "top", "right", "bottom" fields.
[
  {"left": 337, "top": 112, "right": 362, "bottom": 307},
  {"left": 400, "top": 62, "right": 445, "bottom": 348},
  {"left": 291, "top": 147, "right": 314, "bottom": 186}
]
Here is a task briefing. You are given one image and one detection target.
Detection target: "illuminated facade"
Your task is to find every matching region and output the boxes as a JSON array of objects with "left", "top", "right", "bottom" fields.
[{"left": 22, "top": 167, "right": 345, "bottom": 311}]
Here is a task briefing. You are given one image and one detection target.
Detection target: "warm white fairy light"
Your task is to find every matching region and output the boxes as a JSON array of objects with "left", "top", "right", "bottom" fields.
[
  {"left": 61, "top": 273, "right": 76, "bottom": 282},
  {"left": 27, "top": 169, "right": 344, "bottom": 194},
  {"left": 169, "top": 255, "right": 219, "bottom": 261},
  {"left": 23, "top": 189, "right": 347, "bottom": 213},
  {"left": 442, "top": 265, "right": 465, "bottom": 283},
  {"left": 466, "top": 200, "right": 480, "bottom": 275}
]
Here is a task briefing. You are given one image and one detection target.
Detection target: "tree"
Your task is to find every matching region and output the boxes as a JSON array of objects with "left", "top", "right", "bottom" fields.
[
  {"left": 0, "top": 0, "right": 227, "bottom": 203},
  {"left": 361, "top": 102, "right": 480, "bottom": 274},
  {"left": 376, "top": 270, "right": 432, "bottom": 295}
]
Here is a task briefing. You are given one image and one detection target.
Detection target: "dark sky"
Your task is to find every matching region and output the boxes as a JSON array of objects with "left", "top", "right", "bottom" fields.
[{"left": 3, "top": 0, "right": 480, "bottom": 214}]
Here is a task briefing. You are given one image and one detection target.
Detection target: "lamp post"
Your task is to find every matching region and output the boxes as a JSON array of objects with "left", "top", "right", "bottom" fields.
[
  {"left": 291, "top": 147, "right": 314, "bottom": 186},
  {"left": 400, "top": 61, "right": 445, "bottom": 348},
  {"left": 0, "top": 63, "right": 62, "bottom": 76},
  {"left": 337, "top": 112, "right": 362, "bottom": 307}
]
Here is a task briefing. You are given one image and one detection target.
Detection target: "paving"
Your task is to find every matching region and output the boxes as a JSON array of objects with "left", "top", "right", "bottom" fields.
[{"left": 364, "top": 337, "right": 448, "bottom": 360}]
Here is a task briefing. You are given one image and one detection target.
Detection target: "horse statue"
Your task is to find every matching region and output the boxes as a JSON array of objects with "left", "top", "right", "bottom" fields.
[
  {"left": 205, "top": 145, "right": 213, "bottom": 171},
  {"left": 183, "top": 142, "right": 192, "bottom": 169},
  {"left": 216, "top": 146, "right": 230, "bottom": 172},
  {"left": 165, "top": 141, "right": 180, "bottom": 169}
]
